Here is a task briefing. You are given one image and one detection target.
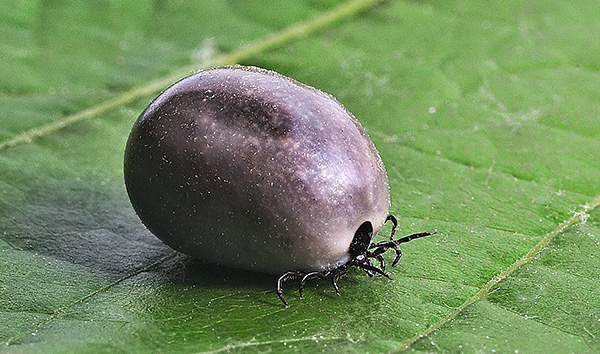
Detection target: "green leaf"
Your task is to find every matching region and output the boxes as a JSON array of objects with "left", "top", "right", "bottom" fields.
[{"left": 1, "top": 0, "right": 599, "bottom": 353}]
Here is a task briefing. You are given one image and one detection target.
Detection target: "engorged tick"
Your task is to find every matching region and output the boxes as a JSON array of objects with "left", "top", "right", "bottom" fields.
[{"left": 123, "top": 65, "right": 435, "bottom": 307}]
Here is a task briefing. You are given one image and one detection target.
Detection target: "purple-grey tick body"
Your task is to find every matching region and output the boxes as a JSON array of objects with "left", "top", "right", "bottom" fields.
[{"left": 124, "top": 66, "right": 434, "bottom": 307}]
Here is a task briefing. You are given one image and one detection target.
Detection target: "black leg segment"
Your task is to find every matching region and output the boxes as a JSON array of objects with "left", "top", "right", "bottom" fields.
[
  {"left": 299, "top": 271, "right": 321, "bottom": 299},
  {"left": 385, "top": 214, "right": 398, "bottom": 239},
  {"left": 277, "top": 271, "right": 300, "bottom": 307}
]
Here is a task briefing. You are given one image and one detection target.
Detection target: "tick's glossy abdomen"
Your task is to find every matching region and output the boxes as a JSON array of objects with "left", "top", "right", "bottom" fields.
[{"left": 124, "top": 66, "right": 390, "bottom": 274}]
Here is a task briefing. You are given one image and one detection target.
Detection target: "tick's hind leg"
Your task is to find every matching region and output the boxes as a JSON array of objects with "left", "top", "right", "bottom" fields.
[
  {"left": 298, "top": 271, "right": 322, "bottom": 299},
  {"left": 331, "top": 266, "right": 348, "bottom": 295},
  {"left": 277, "top": 271, "right": 302, "bottom": 307},
  {"left": 277, "top": 268, "right": 340, "bottom": 306}
]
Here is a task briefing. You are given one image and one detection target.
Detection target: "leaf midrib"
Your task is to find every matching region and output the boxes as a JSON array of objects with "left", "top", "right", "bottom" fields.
[{"left": 0, "top": 0, "right": 385, "bottom": 152}]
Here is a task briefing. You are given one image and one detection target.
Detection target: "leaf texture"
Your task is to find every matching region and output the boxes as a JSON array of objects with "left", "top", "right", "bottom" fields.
[{"left": 1, "top": 0, "right": 599, "bottom": 353}]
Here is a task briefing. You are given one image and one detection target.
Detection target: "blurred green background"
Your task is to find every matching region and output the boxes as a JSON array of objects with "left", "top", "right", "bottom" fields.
[{"left": 1, "top": 0, "right": 599, "bottom": 353}]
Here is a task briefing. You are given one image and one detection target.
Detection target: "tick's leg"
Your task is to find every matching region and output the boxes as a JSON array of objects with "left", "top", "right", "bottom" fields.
[
  {"left": 277, "top": 271, "right": 301, "bottom": 307},
  {"left": 368, "top": 239, "right": 397, "bottom": 266},
  {"left": 370, "top": 232, "right": 435, "bottom": 266},
  {"left": 394, "top": 232, "right": 436, "bottom": 244},
  {"left": 369, "top": 240, "right": 392, "bottom": 249},
  {"left": 368, "top": 215, "right": 399, "bottom": 248},
  {"left": 375, "top": 254, "right": 386, "bottom": 272},
  {"left": 298, "top": 271, "right": 321, "bottom": 299},
  {"left": 361, "top": 258, "right": 376, "bottom": 277},
  {"left": 367, "top": 250, "right": 386, "bottom": 272},
  {"left": 358, "top": 262, "right": 392, "bottom": 280},
  {"left": 369, "top": 244, "right": 388, "bottom": 255},
  {"left": 331, "top": 266, "right": 348, "bottom": 296},
  {"left": 389, "top": 232, "right": 435, "bottom": 265},
  {"left": 369, "top": 241, "right": 402, "bottom": 266},
  {"left": 386, "top": 214, "right": 398, "bottom": 239},
  {"left": 390, "top": 243, "right": 403, "bottom": 266}
]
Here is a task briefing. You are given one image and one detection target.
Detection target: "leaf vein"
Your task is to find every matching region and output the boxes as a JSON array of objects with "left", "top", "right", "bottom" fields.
[
  {"left": 392, "top": 193, "right": 600, "bottom": 352},
  {"left": 194, "top": 335, "right": 353, "bottom": 354},
  {"left": 3, "top": 252, "right": 179, "bottom": 346},
  {"left": 0, "top": 0, "right": 385, "bottom": 152}
]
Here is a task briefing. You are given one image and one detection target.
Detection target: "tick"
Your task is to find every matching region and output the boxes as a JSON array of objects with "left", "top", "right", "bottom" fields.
[{"left": 124, "top": 65, "right": 434, "bottom": 307}]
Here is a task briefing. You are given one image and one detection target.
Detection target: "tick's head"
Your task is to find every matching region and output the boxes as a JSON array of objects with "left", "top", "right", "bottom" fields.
[{"left": 348, "top": 221, "right": 374, "bottom": 259}]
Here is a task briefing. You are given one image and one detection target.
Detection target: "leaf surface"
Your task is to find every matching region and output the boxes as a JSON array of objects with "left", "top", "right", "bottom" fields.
[{"left": 1, "top": 0, "right": 599, "bottom": 353}]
